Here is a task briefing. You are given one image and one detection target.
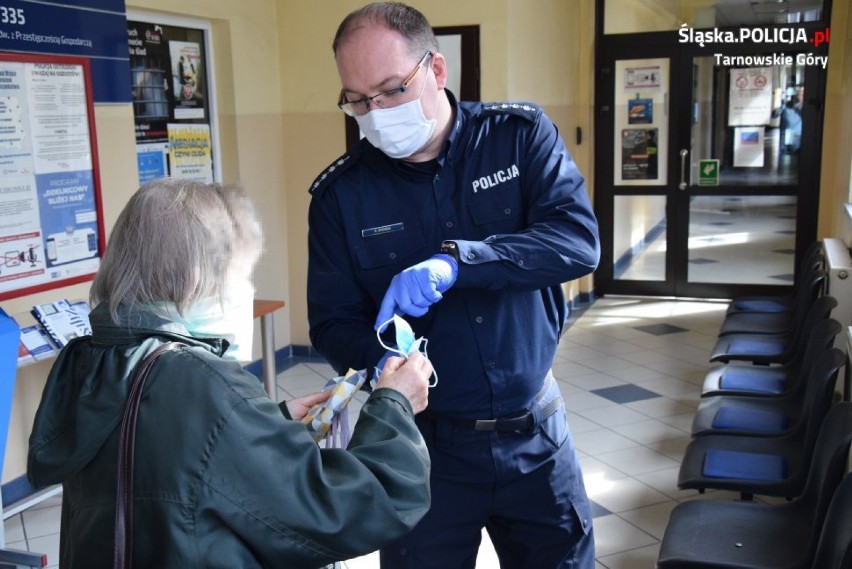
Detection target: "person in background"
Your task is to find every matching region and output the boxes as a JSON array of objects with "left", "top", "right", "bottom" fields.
[
  {"left": 307, "top": 2, "right": 600, "bottom": 567},
  {"left": 28, "top": 178, "right": 432, "bottom": 569}
]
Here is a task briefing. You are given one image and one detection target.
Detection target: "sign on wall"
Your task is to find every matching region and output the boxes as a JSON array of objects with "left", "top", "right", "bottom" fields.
[
  {"left": 0, "top": 52, "right": 105, "bottom": 301},
  {"left": 0, "top": 0, "right": 130, "bottom": 103}
]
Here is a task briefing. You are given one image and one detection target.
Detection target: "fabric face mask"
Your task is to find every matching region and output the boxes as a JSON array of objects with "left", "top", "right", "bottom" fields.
[
  {"left": 354, "top": 71, "right": 437, "bottom": 159},
  {"left": 160, "top": 279, "right": 256, "bottom": 362}
]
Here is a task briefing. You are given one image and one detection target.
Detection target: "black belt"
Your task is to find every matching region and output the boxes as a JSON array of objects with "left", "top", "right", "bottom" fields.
[
  {"left": 421, "top": 385, "right": 563, "bottom": 433},
  {"left": 421, "top": 410, "right": 536, "bottom": 432}
]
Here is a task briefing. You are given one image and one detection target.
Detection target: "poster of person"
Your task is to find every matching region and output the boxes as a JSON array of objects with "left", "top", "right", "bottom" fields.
[
  {"left": 169, "top": 40, "right": 205, "bottom": 120},
  {"left": 621, "top": 128, "right": 659, "bottom": 180}
]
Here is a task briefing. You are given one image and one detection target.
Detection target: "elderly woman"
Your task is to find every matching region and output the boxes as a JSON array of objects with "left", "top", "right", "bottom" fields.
[{"left": 27, "top": 179, "right": 432, "bottom": 568}]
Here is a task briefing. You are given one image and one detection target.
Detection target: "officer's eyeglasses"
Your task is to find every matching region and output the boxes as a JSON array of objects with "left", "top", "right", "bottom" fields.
[{"left": 337, "top": 51, "right": 432, "bottom": 117}]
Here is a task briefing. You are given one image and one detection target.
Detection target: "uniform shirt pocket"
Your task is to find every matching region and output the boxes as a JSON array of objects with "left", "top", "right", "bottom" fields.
[
  {"left": 468, "top": 182, "right": 524, "bottom": 234},
  {"left": 355, "top": 220, "right": 426, "bottom": 271}
]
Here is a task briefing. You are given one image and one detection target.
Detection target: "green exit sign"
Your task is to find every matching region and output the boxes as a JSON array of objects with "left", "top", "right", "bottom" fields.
[{"left": 698, "top": 159, "right": 720, "bottom": 186}]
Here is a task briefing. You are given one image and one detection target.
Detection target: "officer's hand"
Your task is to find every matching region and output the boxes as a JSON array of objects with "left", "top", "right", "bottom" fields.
[
  {"left": 375, "top": 353, "right": 431, "bottom": 414},
  {"left": 374, "top": 255, "right": 458, "bottom": 328}
]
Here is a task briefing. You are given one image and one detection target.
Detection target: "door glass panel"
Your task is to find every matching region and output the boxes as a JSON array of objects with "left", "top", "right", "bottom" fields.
[
  {"left": 688, "top": 195, "right": 797, "bottom": 284},
  {"left": 603, "top": 0, "right": 826, "bottom": 35},
  {"left": 614, "top": 195, "right": 666, "bottom": 281},
  {"left": 689, "top": 56, "right": 802, "bottom": 187}
]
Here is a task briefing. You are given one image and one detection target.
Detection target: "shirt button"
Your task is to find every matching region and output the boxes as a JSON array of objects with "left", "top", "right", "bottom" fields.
[
  {"left": 487, "top": 361, "right": 496, "bottom": 369},
  {"left": 518, "top": 259, "right": 524, "bottom": 266},
  {"left": 446, "top": 221, "right": 454, "bottom": 228},
  {"left": 389, "top": 252, "right": 397, "bottom": 260},
  {"left": 467, "top": 253, "right": 475, "bottom": 260},
  {"left": 475, "top": 316, "right": 483, "bottom": 324},
  {"left": 504, "top": 208, "right": 512, "bottom": 215}
]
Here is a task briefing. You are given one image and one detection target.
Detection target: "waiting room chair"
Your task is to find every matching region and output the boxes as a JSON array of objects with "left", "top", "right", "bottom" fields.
[
  {"left": 691, "top": 344, "right": 841, "bottom": 438},
  {"left": 717, "top": 269, "right": 826, "bottom": 336},
  {"left": 724, "top": 241, "right": 824, "bottom": 316},
  {"left": 702, "top": 318, "right": 841, "bottom": 399},
  {"left": 658, "top": 402, "right": 852, "bottom": 569},
  {"left": 809, "top": 469, "right": 852, "bottom": 568},
  {"left": 678, "top": 350, "right": 845, "bottom": 499},
  {"left": 709, "top": 295, "right": 836, "bottom": 365}
]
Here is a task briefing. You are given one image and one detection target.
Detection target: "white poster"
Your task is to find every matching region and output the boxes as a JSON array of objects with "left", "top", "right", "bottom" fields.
[
  {"left": 0, "top": 59, "right": 102, "bottom": 297},
  {"left": 728, "top": 67, "right": 773, "bottom": 126},
  {"left": 167, "top": 123, "right": 214, "bottom": 183},
  {"left": 733, "top": 127, "right": 765, "bottom": 167}
]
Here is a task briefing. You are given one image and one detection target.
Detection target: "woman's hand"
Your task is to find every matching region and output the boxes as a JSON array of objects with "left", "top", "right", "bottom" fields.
[
  {"left": 375, "top": 353, "right": 431, "bottom": 414},
  {"left": 285, "top": 390, "right": 332, "bottom": 421}
]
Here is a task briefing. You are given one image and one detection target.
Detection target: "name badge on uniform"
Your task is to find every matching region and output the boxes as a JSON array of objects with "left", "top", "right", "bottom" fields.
[{"left": 361, "top": 222, "right": 404, "bottom": 238}]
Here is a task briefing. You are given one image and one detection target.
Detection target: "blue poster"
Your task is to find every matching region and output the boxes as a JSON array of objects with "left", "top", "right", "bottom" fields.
[
  {"left": 628, "top": 98, "right": 653, "bottom": 124},
  {"left": 36, "top": 170, "right": 99, "bottom": 269},
  {"left": 137, "top": 151, "right": 166, "bottom": 183}
]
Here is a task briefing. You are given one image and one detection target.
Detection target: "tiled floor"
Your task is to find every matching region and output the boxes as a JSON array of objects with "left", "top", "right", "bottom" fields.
[
  {"left": 618, "top": 195, "right": 797, "bottom": 285},
  {"left": 5, "top": 295, "right": 756, "bottom": 568}
]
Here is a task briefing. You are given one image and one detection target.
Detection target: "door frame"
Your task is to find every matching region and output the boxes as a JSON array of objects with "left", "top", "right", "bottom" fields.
[{"left": 594, "top": 19, "right": 829, "bottom": 299}]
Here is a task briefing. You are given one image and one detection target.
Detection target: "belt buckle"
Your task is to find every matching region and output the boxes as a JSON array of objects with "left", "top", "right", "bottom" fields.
[{"left": 474, "top": 419, "right": 498, "bottom": 432}]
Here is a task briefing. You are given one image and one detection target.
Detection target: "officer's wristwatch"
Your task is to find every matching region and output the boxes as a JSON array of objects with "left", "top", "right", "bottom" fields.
[{"left": 440, "top": 240, "right": 460, "bottom": 262}]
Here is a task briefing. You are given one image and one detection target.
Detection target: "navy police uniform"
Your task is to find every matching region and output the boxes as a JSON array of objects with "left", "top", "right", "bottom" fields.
[{"left": 307, "top": 91, "right": 600, "bottom": 568}]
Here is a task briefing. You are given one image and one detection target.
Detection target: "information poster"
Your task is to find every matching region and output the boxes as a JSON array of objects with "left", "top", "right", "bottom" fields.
[
  {"left": 728, "top": 67, "right": 773, "bottom": 126},
  {"left": 167, "top": 123, "right": 213, "bottom": 183},
  {"left": 127, "top": 20, "right": 213, "bottom": 184},
  {"left": 621, "top": 128, "right": 659, "bottom": 180},
  {"left": 0, "top": 53, "right": 103, "bottom": 301},
  {"left": 733, "top": 126, "right": 765, "bottom": 167}
]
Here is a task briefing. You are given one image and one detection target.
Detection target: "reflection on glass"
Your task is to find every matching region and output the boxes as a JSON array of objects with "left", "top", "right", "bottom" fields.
[
  {"left": 614, "top": 195, "right": 666, "bottom": 281},
  {"left": 690, "top": 56, "right": 801, "bottom": 187},
  {"left": 688, "top": 195, "right": 796, "bottom": 284}
]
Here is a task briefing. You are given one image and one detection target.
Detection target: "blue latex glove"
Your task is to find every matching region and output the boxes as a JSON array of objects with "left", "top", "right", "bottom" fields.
[{"left": 375, "top": 254, "right": 458, "bottom": 328}]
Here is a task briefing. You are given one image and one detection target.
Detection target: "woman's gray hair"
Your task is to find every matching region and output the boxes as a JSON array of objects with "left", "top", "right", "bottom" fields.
[
  {"left": 332, "top": 2, "right": 439, "bottom": 58},
  {"left": 91, "top": 178, "right": 263, "bottom": 322}
]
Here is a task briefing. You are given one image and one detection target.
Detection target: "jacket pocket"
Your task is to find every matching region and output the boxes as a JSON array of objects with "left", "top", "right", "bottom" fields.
[
  {"left": 355, "top": 220, "right": 427, "bottom": 271},
  {"left": 468, "top": 182, "right": 523, "bottom": 234}
]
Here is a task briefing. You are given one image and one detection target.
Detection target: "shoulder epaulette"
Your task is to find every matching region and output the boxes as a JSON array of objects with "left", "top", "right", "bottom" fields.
[
  {"left": 308, "top": 148, "right": 360, "bottom": 198},
  {"left": 481, "top": 101, "right": 540, "bottom": 121}
]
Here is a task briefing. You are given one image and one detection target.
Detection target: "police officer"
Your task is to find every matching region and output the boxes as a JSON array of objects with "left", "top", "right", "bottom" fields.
[{"left": 307, "top": 2, "right": 600, "bottom": 567}]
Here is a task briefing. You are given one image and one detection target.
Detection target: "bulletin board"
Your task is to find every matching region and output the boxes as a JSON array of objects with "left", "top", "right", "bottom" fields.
[
  {"left": 0, "top": 52, "right": 105, "bottom": 301},
  {"left": 127, "top": 17, "right": 217, "bottom": 185}
]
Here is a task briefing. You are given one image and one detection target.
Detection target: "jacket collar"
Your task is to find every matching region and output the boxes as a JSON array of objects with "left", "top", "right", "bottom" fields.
[{"left": 89, "top": 303, "right": 229, "bottom": 356}]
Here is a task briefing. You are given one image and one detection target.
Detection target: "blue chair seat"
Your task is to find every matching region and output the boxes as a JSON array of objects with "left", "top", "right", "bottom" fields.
[
  {"left": 718, "top": 367, "right": 787, "bottom": 394},
  {"left": 703, "top": 449, "right": 788, "bottom": 481},
  {"left": 711, "top": 406, "right": 789, "bottom": 432}
]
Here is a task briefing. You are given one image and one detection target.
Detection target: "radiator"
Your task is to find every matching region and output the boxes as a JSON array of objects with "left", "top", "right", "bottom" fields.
[{"left": 825, "top": 238, "right": 852, "bottom": 334}]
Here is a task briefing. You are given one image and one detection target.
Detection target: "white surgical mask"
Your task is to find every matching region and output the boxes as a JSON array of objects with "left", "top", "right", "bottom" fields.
[
  {"left": 159, "top": 279, "right": 256, "bottom": 362},
  {"left": 354, "top": 69, "right": 437, "bottom": 159}
]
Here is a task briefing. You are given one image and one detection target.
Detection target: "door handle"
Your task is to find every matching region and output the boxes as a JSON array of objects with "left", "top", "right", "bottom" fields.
[{"left": 679, "top": 149, "right": 689, "bottom": 190}]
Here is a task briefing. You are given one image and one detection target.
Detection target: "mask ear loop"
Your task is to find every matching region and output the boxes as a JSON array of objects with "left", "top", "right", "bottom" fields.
[{"left": 375, "top": 317, "right": 438, "bottom": 388}]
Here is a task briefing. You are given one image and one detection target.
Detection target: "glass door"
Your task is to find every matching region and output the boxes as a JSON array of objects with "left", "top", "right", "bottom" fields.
[{"left": 595, "top": 15, "right": 829, "bottom": 299}]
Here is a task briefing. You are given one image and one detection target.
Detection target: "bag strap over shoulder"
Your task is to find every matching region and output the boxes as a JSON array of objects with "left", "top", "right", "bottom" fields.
[{"left": 113, "top": 341, "right": 184, "bottom": 569}]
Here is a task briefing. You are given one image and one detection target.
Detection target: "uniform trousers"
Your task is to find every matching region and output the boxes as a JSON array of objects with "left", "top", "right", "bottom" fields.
[{"left": 380, "top": 376, "right": 595, "bottom": 568}]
